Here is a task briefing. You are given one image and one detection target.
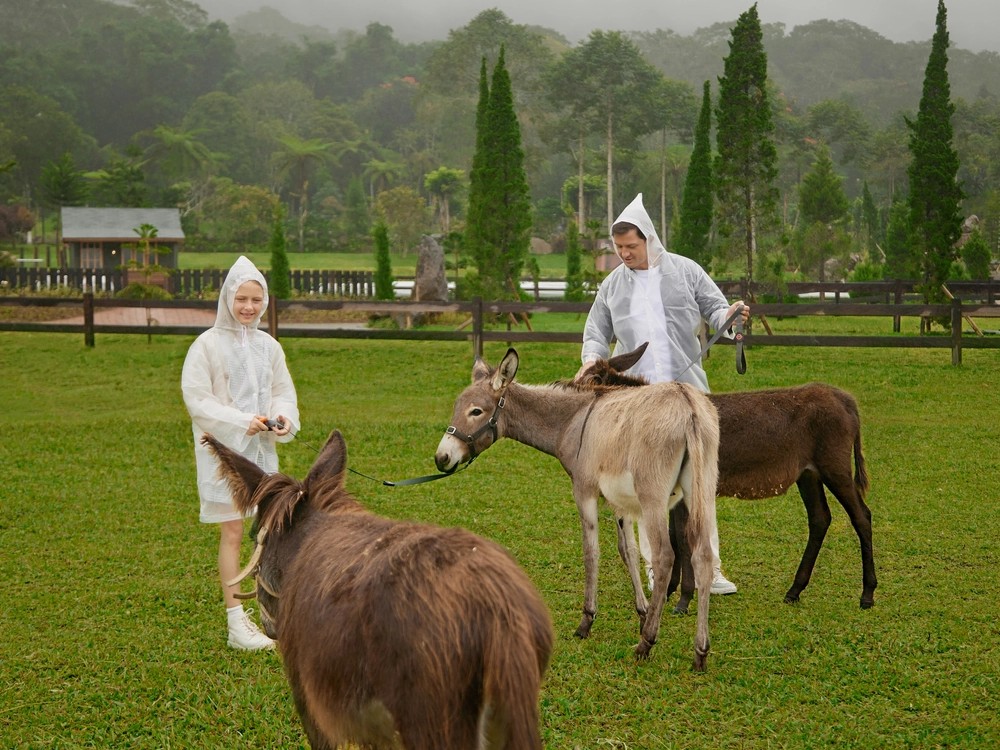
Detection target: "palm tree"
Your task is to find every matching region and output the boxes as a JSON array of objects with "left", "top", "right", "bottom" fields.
[
  {"left": 133, "top": 223, "right": 159, "bottom": 267},
  {"left": 143, "top": 124, "right": 216, "bottom": 184},
  {"left": 363, "top": 158, "right": 406, "bottom": 200},
  {"left": 272, "top": 135, "right": 335, "bottom": 252},
  {"left": 424, "top": 167, "right": 464, "bottom": 233}
]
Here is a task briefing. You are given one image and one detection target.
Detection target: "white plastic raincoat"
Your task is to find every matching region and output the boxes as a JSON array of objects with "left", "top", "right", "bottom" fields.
[
  {"left": 181, "top": 256, "right": 299, "bottom": 523},
  {"left": 581, "top": 193, "right": 734, "bottom": 393}
]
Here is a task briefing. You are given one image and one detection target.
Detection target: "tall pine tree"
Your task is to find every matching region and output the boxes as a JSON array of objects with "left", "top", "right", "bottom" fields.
[
  {"left": 675, "top": 81, "right": 714, "bottom": 269},
  {"left": 465, "top": 47, "right": 531, "bottom": 300},
  {"left": 798, "top": 145, "right": 850, "bottom": 283},
  {"left": 714, "top": 3, "right": 778, "bottom": 287},
  {"left": 906, "top": 0, "right": 963, "bottom": 307}
]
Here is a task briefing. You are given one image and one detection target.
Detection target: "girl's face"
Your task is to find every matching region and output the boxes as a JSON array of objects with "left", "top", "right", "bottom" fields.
[{"left": 232, "top": 281, "right": 265, "bottom": 325}]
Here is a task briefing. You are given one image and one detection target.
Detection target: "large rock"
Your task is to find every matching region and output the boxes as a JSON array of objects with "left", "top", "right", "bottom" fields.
[{"left": 412, "top": 234, "right": 449, "bottom": 302}]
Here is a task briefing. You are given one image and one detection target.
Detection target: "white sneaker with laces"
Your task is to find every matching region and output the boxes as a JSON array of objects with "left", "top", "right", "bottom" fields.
[
  {"left": 710, "top": 571, "right": 738, "bottom": 595},
  {"left": 227, "top": 608, "right": 275, "bottom": 651}
]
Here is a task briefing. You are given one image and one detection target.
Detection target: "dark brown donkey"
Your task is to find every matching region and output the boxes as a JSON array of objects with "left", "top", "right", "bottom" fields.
[
  {"left": 580, "top": 343, "right": 876, "bottom": 610},
  {"left": 204, "top": 430, "right": 554, "bottom": 750}
]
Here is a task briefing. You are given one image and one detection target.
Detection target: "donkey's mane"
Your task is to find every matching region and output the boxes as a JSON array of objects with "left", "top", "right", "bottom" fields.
[{"left": 253, "top": 473, "right": 304, "bottom": 534}]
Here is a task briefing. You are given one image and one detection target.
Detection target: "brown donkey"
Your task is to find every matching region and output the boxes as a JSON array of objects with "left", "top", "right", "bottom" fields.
[
  {"left": 204, "top": 430, "right": 553, "bottom": 750},
  {"left": 435, "top": 348, "right": 720, "bottom": 670},
  {"left": 580, "top": 343, "right": 876, "bottom": 610}
]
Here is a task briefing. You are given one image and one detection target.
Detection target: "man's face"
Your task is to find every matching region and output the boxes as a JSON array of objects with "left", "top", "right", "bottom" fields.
[{"left": 614, "top": 229, "right": 649, "bottom": 270}]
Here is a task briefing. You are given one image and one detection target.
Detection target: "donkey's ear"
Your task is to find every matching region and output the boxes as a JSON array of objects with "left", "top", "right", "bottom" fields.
[
  {"left": 607, "top": 341, "right": 648, "bottom": 373},
  {"left": 472, "top": 356, "right": 491, "bottom": 383},
  {"left": 201, "top": 434, "right": 267, "bottom": 514},
  {"left": 305, "top": 429, "right": 348, "bottom": 488},
  {"left": 492, "top": 347, "right": 519, "bottom": 391}
]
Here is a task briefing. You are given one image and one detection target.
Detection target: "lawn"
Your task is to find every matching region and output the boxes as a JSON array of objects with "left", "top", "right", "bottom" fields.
[
  {"left": 176, "top": 250, "right": 573, "bottom": 279},
  {"left": 2, "top": 332, "right": 998, "bottom": 748}
]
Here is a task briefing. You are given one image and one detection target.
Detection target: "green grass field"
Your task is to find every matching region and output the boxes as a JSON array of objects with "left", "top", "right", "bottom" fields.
[
  {"left": 3, "top": 331, "right": 999, "bottom": 748},
  {"left": 176, "top": 250, "right": 573, "bottom": 279}
]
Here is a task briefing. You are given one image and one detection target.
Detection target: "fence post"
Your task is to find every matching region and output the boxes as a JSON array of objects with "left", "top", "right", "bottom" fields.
[
  {"left": 951, "top": 297, "right": 962, "bottom": 366},
  {"left": 472, "top": 297, "right": 483, "bottom": 358},
  {"left": 83, "top": 292, "right": 95, "bottom": 347},
  {"left": 268, "top": 295, "right": 278, "bottom": 340},
  {"left": 893, "top": 280, "right": 903, "bottom": 333}
]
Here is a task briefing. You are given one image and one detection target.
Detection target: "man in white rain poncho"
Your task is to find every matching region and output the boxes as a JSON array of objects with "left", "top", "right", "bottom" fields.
[
  {"left": 576, "top": 193, "right": 749, "bottom": 595},
  {"left": 182, "top": 255, "right": 299, "bottom": 650}
]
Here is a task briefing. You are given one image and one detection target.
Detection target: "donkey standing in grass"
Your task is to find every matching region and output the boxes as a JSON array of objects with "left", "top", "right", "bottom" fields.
[
  {"left": 435, "top": 348, "right": 720, "bottom": 670},
  {"left": 204, "top": 429, "right": 554, "bottom": 750},
  {"left": 580, "top": 343, "right": 876, "bottom": 610}
]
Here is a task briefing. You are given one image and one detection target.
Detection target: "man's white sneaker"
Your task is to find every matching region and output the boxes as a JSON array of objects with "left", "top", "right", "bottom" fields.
[
  {"left": 710, "top": 572, "right": 738, "bottom": 595},
  {"left": 227, "top": 609, "right": 275, "bottom": 651}
]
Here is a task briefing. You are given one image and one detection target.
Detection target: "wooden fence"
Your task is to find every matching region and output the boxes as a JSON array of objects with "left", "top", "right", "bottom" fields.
[
  {"left": 3, "top": 293, "right": 1000, "bottom": 365},
  {"left": 0, "top": 266, "right": 377, "bottom": 298}
]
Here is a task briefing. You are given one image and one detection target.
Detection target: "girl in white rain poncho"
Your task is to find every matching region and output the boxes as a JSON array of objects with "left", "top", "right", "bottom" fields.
[
  {"left": 576, "top": 194, "right": 748, "bottom": 596},
  {"left": 182, "top": 255, "right": 299, "bottom": 650}
]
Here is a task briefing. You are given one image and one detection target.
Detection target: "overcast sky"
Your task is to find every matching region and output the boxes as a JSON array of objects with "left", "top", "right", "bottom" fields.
[{"left": 198, "top": 0, "right": 999, "bottom": 53}]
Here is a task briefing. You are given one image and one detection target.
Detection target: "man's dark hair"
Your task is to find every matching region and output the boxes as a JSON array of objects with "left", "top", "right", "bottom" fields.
[{"left": 611, "top": 221, "right": 645, "bottom": 239}]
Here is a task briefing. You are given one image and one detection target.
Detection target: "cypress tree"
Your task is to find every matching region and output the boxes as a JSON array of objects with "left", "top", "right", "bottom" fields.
[
  {"left": 860, "top": 180, "right": 879, "bottom": 250},
  {"left": 466, "top": 47, "right": 531, "bottom": 300},
  {"left": 464, "top": 57, "right": 491, "bottom": 296},
  {"left": 798, "top": 145, "right": 850, "bottom": 283},
  {"left": 906, "top": 0, "right": 963, "bottom": 306},
  {"left": 564, "top": 220, "right": 584, "bottom": 301},
  {"left": 372, "top": 220, "right": 394, "bottom": 300},
  {"left": 883, "top": 199, "right": 917, "bottom": 279},
  {"left": 714, "top": 3, "right": 778, "bottom": 287},
  {"left": 675, "top": 80, "right": 714, "bottom": 269},
  {"left": 268, "top": 204, "right": 292, "bottom": 299},
  {"left": 799, "top": 146, "right": 849, "bottom": 227},
  {"left": 961, "top": 229, "right": 991, "bottom": 279}
]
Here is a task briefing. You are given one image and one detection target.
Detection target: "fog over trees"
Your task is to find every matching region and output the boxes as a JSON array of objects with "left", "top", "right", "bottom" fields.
[{"left": 3, "top": 0, "right": 999, "bottom": 285}]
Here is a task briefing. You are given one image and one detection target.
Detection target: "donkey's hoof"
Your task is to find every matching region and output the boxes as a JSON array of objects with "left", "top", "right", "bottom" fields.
[
  {"left": 692, "top": 654, "right": 708, "bottom": 672},
  {"left": 783, "top": 592, "right": 801, "bottom": 605},
  {"left": 634, "top": 640, "right": 653, "bottom": 661},
  {"left": 860, "top": 597, "right": 874, "bottom": 610},
  {"left": 672, "top": 603, "right": 689, "bottom": 615},
  {"left": 574, "top": 613, "right": 595, "bottom": 639}
]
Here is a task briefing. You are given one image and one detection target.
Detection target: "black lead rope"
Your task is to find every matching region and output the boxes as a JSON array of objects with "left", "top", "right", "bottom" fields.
[
  {"left": 673, "top": 304, "right": 748, "bottom": 379},
  {"left": 283, "top": 428, "right": 475, "bottom": 487},
  {"left": 347, "top": 460, "right": 474, "bottom": 487}
]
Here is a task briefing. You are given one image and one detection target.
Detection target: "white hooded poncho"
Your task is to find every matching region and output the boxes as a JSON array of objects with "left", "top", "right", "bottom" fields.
[
  {"left": 181, "top": 256, "right": 299, "bottom": 523},
  {"left": 581, "top": 193, "right": 733, "bottom": 392}
]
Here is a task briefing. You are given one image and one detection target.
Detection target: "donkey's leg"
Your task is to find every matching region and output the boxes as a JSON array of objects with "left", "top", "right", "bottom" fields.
[
  {"left": 615, "top": 515, "right": 649, "bottom": 630},
  {"left": 785, "top": 470, "right": 831, "bottom": 604},
  {"left": 669, "top": 503, "right": 695, "bottom": 615},
  {"left": 634, "top": 502, "right": 674, "bottom": 660},
  {"left": 691, "top": 523, "right": 713, "bottom": 673},
  {"left": 573, "top": 489, "right": 601, "bottom": 639},
  {"left": 666, "top": 518, "right": 682, "bottom": 600},
  {"left": 824, "top": 472, "right": 878, "bottom": 609}
]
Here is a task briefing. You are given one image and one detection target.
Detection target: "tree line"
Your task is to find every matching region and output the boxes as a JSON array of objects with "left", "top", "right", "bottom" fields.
[{"left": 0, "top": 0, "right": 995, "bottom": 308}]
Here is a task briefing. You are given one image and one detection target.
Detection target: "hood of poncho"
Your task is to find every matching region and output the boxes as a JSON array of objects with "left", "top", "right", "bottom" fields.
[
  {"left": 215, "top": 255, "right": 268, "bottom": 332},
  {"left": 612, "top": 193, "right": 666, "bottom": 269}
]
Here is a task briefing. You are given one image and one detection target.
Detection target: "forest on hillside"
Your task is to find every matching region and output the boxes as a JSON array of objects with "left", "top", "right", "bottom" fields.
[{"left": 1, "top": 0, "right": 998, "bottom": 281}]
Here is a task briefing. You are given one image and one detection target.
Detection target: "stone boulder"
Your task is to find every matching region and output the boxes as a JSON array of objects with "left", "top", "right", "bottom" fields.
[{"left": 412, "top": 234, "right": 449, "bottom": 302}]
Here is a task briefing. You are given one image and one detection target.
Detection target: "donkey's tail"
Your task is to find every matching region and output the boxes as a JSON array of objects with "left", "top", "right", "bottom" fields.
[
  {"left": 853, "top": 428, "right": 869, "bottom": 499},
  {"left": 483, "top": 602, "right": 553, "bottom": 750},
  {"left": 681, "top": 390, "right": 721, "bottom": 550},
  {"left": 843, "top": 392, "right": 870, "bottom": 500}
]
